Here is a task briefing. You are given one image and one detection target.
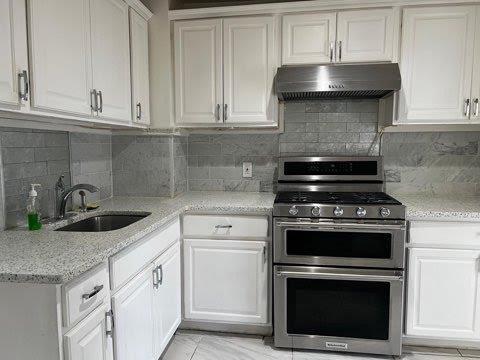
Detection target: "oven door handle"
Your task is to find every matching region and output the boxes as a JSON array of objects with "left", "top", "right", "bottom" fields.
[
  {"left": 275, "top": 270, "right": 403, "bottom": 282},
  {"left": 276, "top": 221, "right": 405, "bottom": 231}
]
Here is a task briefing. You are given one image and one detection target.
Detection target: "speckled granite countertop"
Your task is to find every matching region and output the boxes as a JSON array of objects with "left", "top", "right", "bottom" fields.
[
  {"left": 0, "top": 192, "right": 275, "bottom": 285},
  {"left": 395, "top": 194, "right": 480, "bottom": 222}
]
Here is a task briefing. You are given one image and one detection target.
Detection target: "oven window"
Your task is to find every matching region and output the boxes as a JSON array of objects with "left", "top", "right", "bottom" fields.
[
  {"left": 286, "top": 230, "right": 392, "bottom": 259},
  {"left": 287, "top": 278, "right": 390, "bottom": 340}
]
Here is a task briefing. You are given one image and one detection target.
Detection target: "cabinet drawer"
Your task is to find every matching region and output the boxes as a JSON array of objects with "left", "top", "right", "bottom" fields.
[
  {"left": 63, "top": 262, "right": 110, "bottom": 328},
  {"left": 409, "top": 221, "right": 480, "bottom": 248},
  {"left": 110, "top": 218, "right": 180, "bottom": 291},
  {"left": 183, "top": 215, "right": 269, "bottom": 239}
]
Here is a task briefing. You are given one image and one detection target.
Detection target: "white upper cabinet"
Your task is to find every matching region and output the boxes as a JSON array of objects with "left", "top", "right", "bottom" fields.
[
  {"left": 282, "top": 13, "right": 336, "bottom": 65},
  {"left": 470, "top": 7, "right": 480, "bottom": 122},
  {"left": 223, "top": 17, "right": 276, "bottom": 125},
  {"left": 398, "top": 6, "right": 476, "bottom": 123},
  {"left": 281, "top": 8, "right": 394, "bottom": 65},
  {"left": 29, "top": 0, "right": 94, "bottom": 116},
  {"left": 90, "top": 0, "right": 131, "bottom": 122},
  {"left": 336, "top": 9, "right": 394, "bottom": 63},
  {"left": 174, "top": 19, "right": 223, "bottom": 125},
  {"left": 130, "top": 8, "right": 150, "bottom": 125},
  {"left": 0, "top": 0, "right": 28, "bottom": 108},
  {"left": 173, "top": 16, "right": 278, "bottom": 127},
  {"left": 406, "top": 247, "right": 480, "bottom": 340}
]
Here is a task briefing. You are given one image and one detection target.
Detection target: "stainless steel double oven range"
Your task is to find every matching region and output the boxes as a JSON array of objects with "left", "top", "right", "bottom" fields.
[{"left": 273, "top": 157, "right": 406, "bottom": 356}]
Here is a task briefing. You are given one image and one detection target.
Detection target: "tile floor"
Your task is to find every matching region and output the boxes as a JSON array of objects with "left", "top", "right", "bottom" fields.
[{"left": 161, "top": 330, "right": 480, "bottom": 360}]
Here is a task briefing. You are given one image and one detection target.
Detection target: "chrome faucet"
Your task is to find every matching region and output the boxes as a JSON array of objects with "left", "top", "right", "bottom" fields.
[{"left": 57, "top": 184, "right": 99, "bottom": 219}]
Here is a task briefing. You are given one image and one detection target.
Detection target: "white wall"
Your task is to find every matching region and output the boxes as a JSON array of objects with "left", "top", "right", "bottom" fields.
[{"left": 143, "top": 0, "right": 174, "bottom": 129}]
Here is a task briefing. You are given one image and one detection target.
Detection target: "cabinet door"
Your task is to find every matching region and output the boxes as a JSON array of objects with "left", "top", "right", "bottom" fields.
[
  {"left": 112, "top": 264, "right": 155, "bottom": 360},
  {"left": 0, "top": 0, "right": 28, "bottom": 108},
  {"left": 470, "top": 6, "right": 480, "bottom": 123},
  {"left": 130, "top": 8, "right": 150, "bottom": 125},
  {"left": 90, "top": 0, "right": 131, "bottom": 122},
  {"left": 399, "top": 6, "right": 476, "bottom": 123},
  {"left": 406, "top": 248, "right": 480, "bottom": 340},
  {"left": 29, "top": 0, "right": 93, "bottom": 116},
  {"left": 64, "top": 303, "right": 113, "bottom": 360},
  {"left": 336, "top": 9, "right": 394, "bottom": 63},
  {"left": 223, "top": 17, "right": 277, "bottom": 125},
  {"left": 184, "top": 239, "right": 268, "bottom": 324},
  {"left": 282, "top": 13, "right": 336, "bottom": 65},
  {"left": 152, "top": 242, "right": 181, "bottom": 359},
  {"left": 174, "top": 19, "right": 223, "bottom": 125}
]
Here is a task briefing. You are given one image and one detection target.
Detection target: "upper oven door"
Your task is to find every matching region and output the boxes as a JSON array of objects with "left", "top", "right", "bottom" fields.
[{"left": 274, "top": 218, "right": 406, "bottom": 269}]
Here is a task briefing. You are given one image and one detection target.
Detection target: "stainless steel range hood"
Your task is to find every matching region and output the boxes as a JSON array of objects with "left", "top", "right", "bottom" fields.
[{"left": 276, "top": 63, "right": 401, "bottom": 101}]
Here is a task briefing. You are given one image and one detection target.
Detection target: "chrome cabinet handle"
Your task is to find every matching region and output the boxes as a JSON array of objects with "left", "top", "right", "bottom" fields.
[
  {"left": 223, "top": 104, "right": 228, "bottom": 122},
  {"left": 263, "top": 245, "right": 267, "bottom": 264},
  {"left": 275, "top": 270, "right": 403, "bottom": 282},
  {"left": 474, "top": 98, "right": 479, "bottom": 117},
  {"left": 465, "top": 98, "right": 471, "bottom": 117},
  {"left": 97, "top": 90, "right": 103, "bottom": 113},
  {"left": 329, "top": 41, "right": 334, "bottom": 62},
  {"left": 18, "top": 70, "right": 28, "bottom": 101},
  {"left": 82, "top": 285, "right": 104, "bottom": 300},
  {"left": 90, "top": 89, "right": 98, "bottom": 113},
  {"left": 105, "top": 310, "right": 114, "bottom": 336},
  {"left": 136, "top": 102, "right": 142, "bottom": 120},
  {"left": 215, "top": 225, "right": 232, "bottom": 229},
  {"left": 216, "top": 104, "right": 220, "bottom": 121},
  {"left": 158, "top": 264, "right": 163, "bottom": 285},
  {"left": 153, "top": 267, "right": 159, "bottom": 287},
  {"left": 338, "top": 41, "right": 342, "bottom": 62}
]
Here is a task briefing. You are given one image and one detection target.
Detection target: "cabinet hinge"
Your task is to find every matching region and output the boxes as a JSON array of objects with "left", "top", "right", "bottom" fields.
[{"left": 106, "top": 309, "right": 114, "bottom": 336}]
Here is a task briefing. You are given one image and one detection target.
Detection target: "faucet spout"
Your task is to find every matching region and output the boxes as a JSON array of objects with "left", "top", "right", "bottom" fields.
[{"left": 57, "top": 184, "right": 99, "bottom": 219}]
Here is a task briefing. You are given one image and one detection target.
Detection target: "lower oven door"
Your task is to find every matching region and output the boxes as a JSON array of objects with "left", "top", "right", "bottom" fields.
[
  {"left": 274, "top": 265, "right": 404, "bottom": 356},
  {"left": 274, "top": 218, "right": 406, "bottom": 268}
]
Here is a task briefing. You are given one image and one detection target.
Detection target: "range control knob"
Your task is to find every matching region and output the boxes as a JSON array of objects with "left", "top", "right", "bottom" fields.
[
  {"left": 380, "top": 207, "right": 391, "bottom": 218},
  {"left": 311, "top": 206, "right": 321, "bottom": 216},
  {"left": 333, "top": 206, "right": 344, "bottom": 217},
  {"left": 289, "top": 205, "right": 299, "bottom": 216},
  {"left": 356, "top": 207, "right": 367, "bottom": 217}
]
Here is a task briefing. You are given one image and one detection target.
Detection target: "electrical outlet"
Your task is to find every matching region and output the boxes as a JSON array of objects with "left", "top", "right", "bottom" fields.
[{"left": 243, "top": 162, "right": 253, "bottom": 178}]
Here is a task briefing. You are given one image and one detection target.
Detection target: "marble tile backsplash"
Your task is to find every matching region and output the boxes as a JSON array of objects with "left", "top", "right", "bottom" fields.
[
  {"left": 112, "top": 135, "right": 172, "bottom": 197},
  {"left": 280, "top": 99, "right": 380, "bottom": 156},
  {"left": 188, "top": 134, "right": 279, "bottom": 192},
  {"left": 70, "top": 133, "right": 113, "bottom": 205},
  {"left": 0, "top": 128, "right": 72, "bottom": 228},
  {"left": 383, "top": 132, "right": 480, "bottom": 195}
]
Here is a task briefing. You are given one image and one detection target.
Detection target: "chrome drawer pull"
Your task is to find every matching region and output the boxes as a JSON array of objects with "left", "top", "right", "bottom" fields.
[
  {"left": 158, "top": 265, "right": 163, "bottom": 285},
  {"left": 215, "top": 225, "right": 232, "bottom": 229},
  {"left": 82, "top": 285, "right": 104, "bottom": 300},
  {"left": 18, "top": 70, "right": 29, "bottom": 101}
]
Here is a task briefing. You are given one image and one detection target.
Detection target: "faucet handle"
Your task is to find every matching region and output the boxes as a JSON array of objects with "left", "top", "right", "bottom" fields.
[
  {"left": 79, "top": 190, "right": 87, "bottom": 212},
  {"left": 55, "top": 175, "right": 66, "bottom": 191}
]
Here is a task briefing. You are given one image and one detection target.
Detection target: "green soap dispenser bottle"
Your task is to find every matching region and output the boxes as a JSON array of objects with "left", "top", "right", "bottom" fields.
[{"left": 27, "top": 184, "right": 42, "bottom": 231}]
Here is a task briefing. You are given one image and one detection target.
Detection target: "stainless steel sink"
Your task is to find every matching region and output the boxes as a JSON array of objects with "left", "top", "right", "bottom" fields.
[{"left": 55, "top": 213, "right": 151, "bottom": 232}]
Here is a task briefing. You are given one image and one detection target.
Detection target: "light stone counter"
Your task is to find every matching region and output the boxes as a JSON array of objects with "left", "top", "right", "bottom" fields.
[
  {"left": 0, "top": 192, "right": 275, "bottom": 285},
  {"left": 394, "top": 194, "right": 480, "bottom": 222}
]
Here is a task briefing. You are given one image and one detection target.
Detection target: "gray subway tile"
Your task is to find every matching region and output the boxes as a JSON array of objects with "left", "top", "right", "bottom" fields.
[
  {"left": 34, "top": 147, "right": 69, "bottom": 161},
  {"left": 2, "top": 148, "right": 34, "bottom": 164},
  {"left": 1, "top": 131, "right": 45, "bottom": 148},
  {"left": 346, "top": 122, "right": 377, "bottom": 133},
  {"left": 188, "top": 142, "right": 221, "bottom": 156},
  {"left": 188, "top": 179, "right": 224, "bottom": 191}
]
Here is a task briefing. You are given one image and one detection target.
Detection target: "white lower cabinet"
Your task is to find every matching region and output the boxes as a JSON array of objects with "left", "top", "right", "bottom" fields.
[
  {"left": 111, "top": 264, "right": 155, "bottom": 360},
  {"left": 64, "top": 302, "right": 114, "bottom": 360},
  {"left": 406, "top": 247, "right": 480, "bottom": 340},
  {"left": 111, "top": 240, "right": 182, "bottom": 360},
  {"left": 183, "top": 238, "right": 268, "bottom": 324},
  {"left": 153, "top": 242, "right": 182, "bottom": 358}
]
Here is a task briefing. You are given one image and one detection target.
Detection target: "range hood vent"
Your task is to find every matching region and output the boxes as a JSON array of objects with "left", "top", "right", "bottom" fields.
[{"left": 276, "top": 63, "right": 401, "bottom": 101}]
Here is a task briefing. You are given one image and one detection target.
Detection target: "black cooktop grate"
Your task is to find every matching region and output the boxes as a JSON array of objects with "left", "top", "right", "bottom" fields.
[{"left": 275, "top": 192, "right": 401, "bottom": 205}]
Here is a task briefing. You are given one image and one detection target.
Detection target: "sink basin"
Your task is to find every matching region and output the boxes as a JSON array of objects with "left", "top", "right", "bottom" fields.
[{"left": 55, "top": 213, "right": 151, "bottom": 232}]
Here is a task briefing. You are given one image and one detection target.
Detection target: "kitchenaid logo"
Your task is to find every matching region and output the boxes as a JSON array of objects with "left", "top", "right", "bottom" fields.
[{"left": 325, "top": 342, "right": 348, "bottom": 350}]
